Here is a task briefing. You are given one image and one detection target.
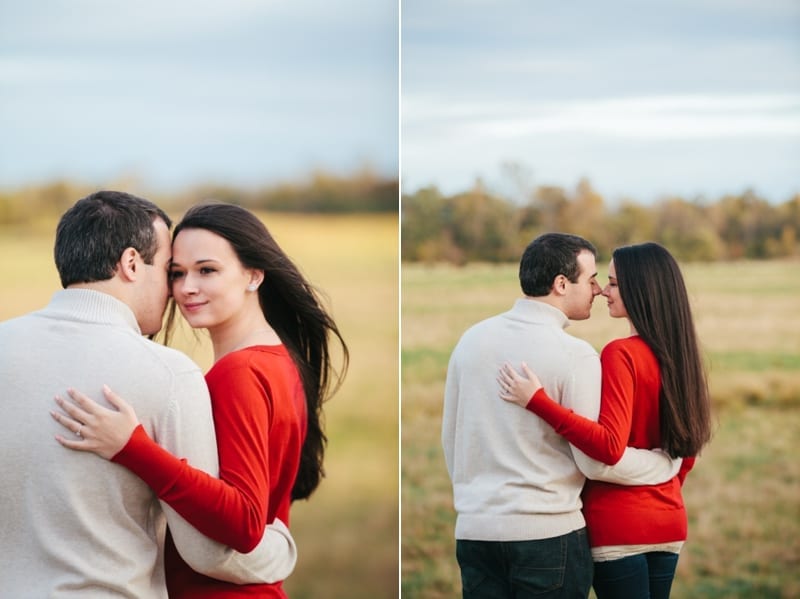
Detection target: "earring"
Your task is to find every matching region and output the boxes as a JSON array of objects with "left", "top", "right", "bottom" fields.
[{"left": 247, "top": 284, "right": 258, "bottom": 292}]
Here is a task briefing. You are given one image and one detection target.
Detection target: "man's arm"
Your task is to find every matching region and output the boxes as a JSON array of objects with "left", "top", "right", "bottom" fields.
[
  {"left": 572, "top": 446, "right": 682, "bottom": 485},
  {"left": 441, "top": 349, "right": 460, "bottom": 481},
  {"left": 562, "top": 349, "right": 681, "bottom": 486},
  {"left": 165, "top": 507, "right": 297, "bottom": 583},
  {"left": 157, "top": 365, "right": 295, "bottom": 583}
]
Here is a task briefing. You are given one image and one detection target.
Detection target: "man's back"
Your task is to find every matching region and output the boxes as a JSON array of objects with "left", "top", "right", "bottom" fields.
[
  {"left": 0, "top": 289, "right": 215, "bottom": 598},
  {"left": 442, "top": 298, "right": 601, "bottom": 542}
]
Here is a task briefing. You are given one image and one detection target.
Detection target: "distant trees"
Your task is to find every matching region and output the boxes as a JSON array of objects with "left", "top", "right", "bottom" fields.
[
  {"left": 402, "top": 180, "right": 800, "bottom": 263},
  {"left": 0, "top": 181, "right": 82, "bottom": 228},
  {"left": 402, "top": 183, "right": 518, "bottom": 264},
  {"left": 188, "top": 169, "right": 398, "bottom": 213},
  {"left": 0, "top": 168, "right": 398, "bottom": 227},
  {"left": 4, "top": 172, "right": 799, "bottom": 264}
]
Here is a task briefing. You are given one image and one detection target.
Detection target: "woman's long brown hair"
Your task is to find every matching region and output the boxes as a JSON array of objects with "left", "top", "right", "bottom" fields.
[
  {"left": 614, "top": 242, "right": 712, "bottom": 457},
  {"left": 163, "top": 203, "right": 348, "bottom": 500}
]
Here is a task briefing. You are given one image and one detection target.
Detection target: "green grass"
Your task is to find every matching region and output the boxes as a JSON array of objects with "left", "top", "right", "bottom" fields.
[
  {"left": 402, "top": 260, "right": 800, "bottom": 599},
  {"left": 708, "top": 351, "right": 800, "bottom": 372},
  {"left": 0, "top": 213, "right": 399, "bottom": 599}
]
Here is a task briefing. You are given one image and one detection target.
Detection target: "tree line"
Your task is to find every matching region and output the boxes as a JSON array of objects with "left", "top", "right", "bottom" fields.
[
  {"left": 402, "top": 178, "right": 800, "bottom": 263},
  {"left": 0, "top": 168, "right": 398, "bottom": 227}
]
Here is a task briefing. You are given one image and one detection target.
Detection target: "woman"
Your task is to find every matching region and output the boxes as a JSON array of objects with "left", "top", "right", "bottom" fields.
[
  {"left": 498, "top": 242, "right": 711, "bottom": 599},
  {"left": 52, "top": 203, "right": 348, "bottom": 598}
]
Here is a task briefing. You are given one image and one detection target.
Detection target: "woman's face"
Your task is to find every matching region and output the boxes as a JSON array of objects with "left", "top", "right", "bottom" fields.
[
  {"left": 169, "top": 228, "right": 256, "bottom": 331},
  {"left": 601, "top": 259, "right": 628, "bottom": 319}
]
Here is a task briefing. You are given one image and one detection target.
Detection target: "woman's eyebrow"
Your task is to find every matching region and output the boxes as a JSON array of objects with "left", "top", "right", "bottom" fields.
[{"left": 170, "top": 258, "right": 219, "bottom": 267}]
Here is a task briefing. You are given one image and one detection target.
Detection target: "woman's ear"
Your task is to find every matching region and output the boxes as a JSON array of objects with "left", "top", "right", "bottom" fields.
[
  {"left": 246, "top": 269, "right": 265, "bottom": 292},
  {"left": 117, "top": 247, "right": 140, "bottom": 282}
]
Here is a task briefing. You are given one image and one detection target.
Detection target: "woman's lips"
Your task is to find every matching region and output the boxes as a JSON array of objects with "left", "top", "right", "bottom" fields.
[{"left": 181, "top": 301, "right": 207, "bottom": 312}]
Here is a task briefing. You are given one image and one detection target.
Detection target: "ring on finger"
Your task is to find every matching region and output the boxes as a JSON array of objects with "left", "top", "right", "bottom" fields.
[{"left": 76, "top": 425, "right": 83, "bottom": 438}]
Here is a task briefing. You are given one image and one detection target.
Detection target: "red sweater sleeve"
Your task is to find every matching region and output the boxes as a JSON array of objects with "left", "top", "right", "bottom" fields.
[
  {"left": 524, "top": 342, "right": 636, "bottom": 465},
  {"left": 677, "top": 456, "right": 696, "bottom": 485},
  {"left": 112, "top": 357, "right": 272, "bottom": 553}
]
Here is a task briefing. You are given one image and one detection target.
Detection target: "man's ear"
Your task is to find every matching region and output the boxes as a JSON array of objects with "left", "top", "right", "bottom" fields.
[
  {"left": 552, "top": 274, "right": 569, "bottom": 296},
  {"left": 117, "top": 247, "right": 140, "bottom": 282}
]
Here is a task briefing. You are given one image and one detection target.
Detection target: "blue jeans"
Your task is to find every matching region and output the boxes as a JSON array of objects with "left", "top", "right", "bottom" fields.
[
  {"left": 456, "top": 529, "right": 593, "bottom": 598},
  {"left": 592, "top": 552, "right": 679, "bottom": 599}
]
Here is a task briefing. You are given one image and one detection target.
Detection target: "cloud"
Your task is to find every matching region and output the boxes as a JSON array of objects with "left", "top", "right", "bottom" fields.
[
  {"left": 0, "top": 0, "right": 398, "bottom": 188},
  {"left": 401, "top": 1, "right": 800, "bottom": 201},
  {"left": 404, "top": 94, "right": 800, "bottom": 139},
  {"left": 476, "top": 95, "right": 800, "bottom": 139}
]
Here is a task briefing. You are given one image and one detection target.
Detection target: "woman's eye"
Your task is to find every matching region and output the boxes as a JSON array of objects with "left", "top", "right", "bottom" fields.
[
  {"left": 169, "top": 271, "right": 184, "bottom": 281},
  {"left": 200, "top": 267, "right": 216, "bottom": 275}
]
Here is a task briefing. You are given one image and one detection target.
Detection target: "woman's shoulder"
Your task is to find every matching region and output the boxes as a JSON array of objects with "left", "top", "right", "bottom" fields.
[
  {"left": 601, "top": 336, "right": 657, "bottom": 371},
  {"left": 601, "top": 335, "right": 650, "bottom": 357},
  {"left": 209, "top": 345, "right": 290, "bottom": 376}
]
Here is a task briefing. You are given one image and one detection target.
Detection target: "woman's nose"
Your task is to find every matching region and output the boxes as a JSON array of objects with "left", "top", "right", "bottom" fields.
[{"left": 177, "top": 274, "right": 198, "bottom": 295}]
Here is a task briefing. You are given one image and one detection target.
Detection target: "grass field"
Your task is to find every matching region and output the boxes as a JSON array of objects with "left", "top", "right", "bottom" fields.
[
  {"left": 402, "top": 260, "right": 800, "bottom": 599},
  {"left": 0, "top": 212, "right": 399, "bottom": 599}
]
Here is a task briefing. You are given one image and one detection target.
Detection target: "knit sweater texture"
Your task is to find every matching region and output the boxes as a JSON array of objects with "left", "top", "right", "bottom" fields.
[
  {"left": 0, "top": 290, "right": 294, "bottom": 597},
  {"left": 113, "top": 345, "right": 306, "bottom": 598}
]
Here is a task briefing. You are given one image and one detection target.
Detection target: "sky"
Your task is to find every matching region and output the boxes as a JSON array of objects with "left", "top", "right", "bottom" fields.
[
  {"left": 0, "top": 0, "right": 398, "bottom": 192},
  {"left": 402, "top": 0, "right": 800, "bottom": 205}
]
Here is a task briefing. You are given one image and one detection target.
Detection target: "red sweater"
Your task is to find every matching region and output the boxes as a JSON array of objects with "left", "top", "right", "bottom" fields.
[
  {"left": 113, "top": 345, "right": 306, "bottom": 598},
  {"left": 525, "top": 336, "right": 695, "bottom": 547}
]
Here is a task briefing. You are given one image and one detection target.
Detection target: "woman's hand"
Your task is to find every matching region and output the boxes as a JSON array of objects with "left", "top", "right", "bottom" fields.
[
  {"left": 498, "top": 362, "right": 543, "bottom": 407},
  {"left": 50, "top": 385, "right": 140, "bottom": 460}
]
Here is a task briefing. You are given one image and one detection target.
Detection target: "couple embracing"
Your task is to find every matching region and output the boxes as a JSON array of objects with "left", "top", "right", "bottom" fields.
[
  {"left": 0, "top": 191, "right": 348, "bottom": 597},
  {"left": 443, "top": 233, "right": 712, "bottom": 599}
]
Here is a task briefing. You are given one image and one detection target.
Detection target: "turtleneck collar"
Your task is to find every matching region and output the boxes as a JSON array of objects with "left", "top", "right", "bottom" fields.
[
  {"left": 509, "top": 297, "right": 570, "bottom": 330},
  {"left": 44, "top": 289, "right": 142, "bottom": 335}
]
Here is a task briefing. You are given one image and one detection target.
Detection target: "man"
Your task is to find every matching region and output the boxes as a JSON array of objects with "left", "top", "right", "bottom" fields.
[
  {"left": 442, "top": 233, "right": 681, "bottom": 598},
  {"left": 0, "top": 191, "right": 295, "bottom": 597}
]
